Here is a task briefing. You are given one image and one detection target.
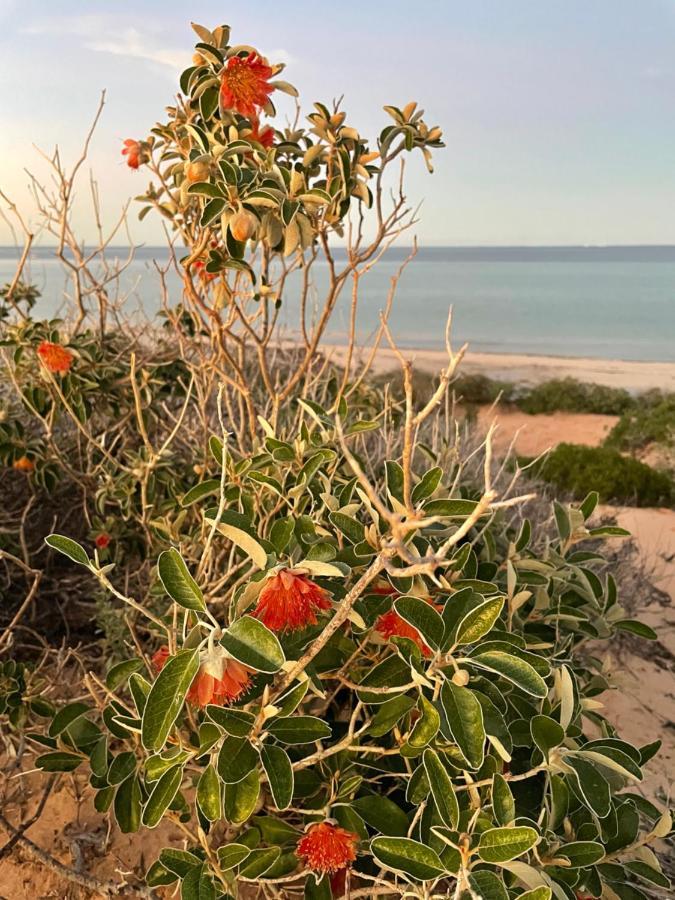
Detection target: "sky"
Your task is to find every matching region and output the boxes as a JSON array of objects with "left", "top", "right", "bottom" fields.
[{"left": 1, "top": 0, "right": 675, "bottom": 247}]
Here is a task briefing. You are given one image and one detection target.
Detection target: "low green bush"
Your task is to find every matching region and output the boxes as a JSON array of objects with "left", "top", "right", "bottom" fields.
[
  {"left": 525, "top": 443, "right": 674, "bottom": 507},
  {"left": 517, "top": 377, "right": 634, "bottom": 415},
  {"left": 605, "top": 392, "right": 675, "bottom": 452}
]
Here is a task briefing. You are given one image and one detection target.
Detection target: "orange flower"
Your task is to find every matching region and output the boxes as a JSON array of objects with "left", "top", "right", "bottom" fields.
[
  {"left": 252, "top": 569, "right": 332, "bottom": 633},
  {"left": 296, "top": 822, "right": 358, "bottom": 874},
  {"left": 375, "top": 598, "right": 441, "bottom": 657},
  {"left": 13, "top": 455, "right": 34, "bottom": 473},
  {"left": 220, "top": 53, "right": 274, "bottom": 118},
  {"left": 121, "top": 139, "right": 149, "bottom": 170},
  {"left": 37, "top": 341, "right": 73, "bottom": 374},
  {"left": 151, "top": 645, "right": 251, "bottom": 708},
  {"left": 95, "top": 533, "right": 111, "bottom": 550},
  {"left": 248, "top": 118, "right": 275, "bottom": 149}
]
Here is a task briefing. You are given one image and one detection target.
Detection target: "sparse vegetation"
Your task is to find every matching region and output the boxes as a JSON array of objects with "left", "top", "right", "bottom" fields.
[{"left": 524, "top": 443, "right": 674, "bottom": 507}]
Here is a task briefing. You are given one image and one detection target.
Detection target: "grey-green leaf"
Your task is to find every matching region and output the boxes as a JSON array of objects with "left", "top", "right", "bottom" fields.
[
  {"left": 423, "top": 748, "right": 459, "bottom": 828},
  {"left": 220, "top": 616, "right": 284, "bottom": 673},
  {"left": 143, "top": 764, "right": 183, "bottom": 828},
  {"left": 197, "top": 764, "right": 222, "bottom": 821},
  {"left": 260, "top": 744, "right": 293, "bottom": 810},
  {"left": 440, "top": 681, "right": 485, "bottom": 769},
  {"left": 45, "top": 533, "right": 90, "bottom": 567},
  {"left": 478, "top": 826, "right": 539, "bottom": 863},
  {"left": 157, "top": 548, "right": 206, "bottom": 612},
  {"left": 141, "top": 649, "right": 199, "bottom": 751},
  {"left": 468, "top": 650, "right": 548, "bottom": 698},
  {"left": 370, "top": 836, "right": 445, "bottom": 880}
]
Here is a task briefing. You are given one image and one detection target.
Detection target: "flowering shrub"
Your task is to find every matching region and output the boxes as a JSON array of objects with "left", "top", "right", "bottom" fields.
[
  {"left": 1, "top": 20, "right": 672, "bottom": 900},
  {"left": 40, "top": 387, "right": 671, "bottom": 898}
]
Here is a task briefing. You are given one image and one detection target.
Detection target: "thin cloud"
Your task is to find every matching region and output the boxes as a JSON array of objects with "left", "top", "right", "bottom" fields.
[
  {"left": 21, "top": 16, "right": 186, "bottom": 71},
  {"left": 21, "top": 15, "right": 292, "bottom": 70}
]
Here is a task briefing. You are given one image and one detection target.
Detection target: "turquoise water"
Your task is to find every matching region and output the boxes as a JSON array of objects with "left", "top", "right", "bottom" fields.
[{"left": 2, "top": 246, "right": 674, "bottom": 362}]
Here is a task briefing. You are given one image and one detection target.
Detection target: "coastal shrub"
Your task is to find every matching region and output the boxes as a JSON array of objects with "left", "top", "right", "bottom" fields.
[
  {"left": 1, "top": 19, "right": 672, "bottom": 900},
  {"left": 605, "top": 392, "right": 675, "bottom": 453},
  {"left": 517, "top": 378, "right": 634, "bottom": 416},
  {"left": 38, "top": 403, "right": 671, "bottom": 900},
  {"left": 526, "top": 443, "right": 674, "bottom": 507}
]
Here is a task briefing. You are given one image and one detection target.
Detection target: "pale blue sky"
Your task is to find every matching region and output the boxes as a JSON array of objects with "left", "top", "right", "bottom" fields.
[{"left": 1, "top": 0, "right": 674, "bottom": 245}]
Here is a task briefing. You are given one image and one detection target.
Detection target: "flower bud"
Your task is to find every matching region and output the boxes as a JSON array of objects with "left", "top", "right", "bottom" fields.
[
  {"left": 230, "top": 210, "right": 257, "bottom": 242},
  {"left": 452, "top": 669, "right": 470, "bottom": 687},
  {"left": 185, "top": 160, "right": 211, "bottom": 184}
]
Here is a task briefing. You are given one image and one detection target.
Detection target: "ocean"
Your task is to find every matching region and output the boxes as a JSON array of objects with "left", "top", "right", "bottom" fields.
[{"left": 1, "top": 245, "right": 674, "bottom": 362}]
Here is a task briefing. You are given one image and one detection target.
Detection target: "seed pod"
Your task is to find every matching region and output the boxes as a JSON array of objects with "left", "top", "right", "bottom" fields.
[{"left": 230, "top": 210, "right": 257, "bottom": 242}]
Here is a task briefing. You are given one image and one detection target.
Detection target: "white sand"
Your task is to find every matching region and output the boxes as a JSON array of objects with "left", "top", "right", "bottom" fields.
[{"left": 325, "top": 344, "right": 675, "bottom": 392}]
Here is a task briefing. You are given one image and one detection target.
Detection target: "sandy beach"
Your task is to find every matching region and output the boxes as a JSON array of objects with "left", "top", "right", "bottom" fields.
[{"left": 326, "top": 345, "right": 675, "bottom": 392}]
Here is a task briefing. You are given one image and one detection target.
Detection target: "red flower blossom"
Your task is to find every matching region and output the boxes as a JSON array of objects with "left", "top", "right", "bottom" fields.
[
  {"left": 37, "top": 341, "right": 73, "bottom": 374},
  {"left": 13, "top": 455, "right": 34, "bottom": 473},
  {"left": 121, "top": 139, "right": 145, "bottom": 170},
  {"left": 296, "top": 822, "right": 358, "bottom": 874},
  {"left": 220, "top": 53, "right": 274, "bottom": 118},
  {"left": 151, "top": 645, "right": 251, "bottom": 708},
  {"left": 248, "top": 118, "right": 275, "bottom": 149},
  {"left": 375, "top": 598, "right": 441, "bottom": 657},
  {"left": 95, "top": 533, "right": 111, "bottom": 550},
  {"left": 192, "top": 259, "right": 216, "bottom": 283},
  {"left": 252, "top": 569, "right": 332, "bottom": 633}
]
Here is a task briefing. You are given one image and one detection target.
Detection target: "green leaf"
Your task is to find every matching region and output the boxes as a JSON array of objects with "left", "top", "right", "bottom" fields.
[
  {"left": 394, "top": 596, "right": 444, "bottom": 650},
  {"left": 407, "top": 695, "right": 440, "bottom": 749},
  {"left": 105, "top": 659, "right": 143, "bottom": 690},
  {"left": 220, "top": 616, "right": 284, "bottom": 673},
  {"left": 181, "top": 863, "right": 216, "bottom": 900},
  {"left": 143, "top": 765, "right": 183, "bottom": 828},
  {"left": 45, "top": 534, "right": 90, "bottom": 567},
  {"left": 614, "top": 619, "right": 657, "bottom": 640},
  {"left": 181, "top": 479, "right": 220, "bottom": 507},
  {"left": 206, "top": 705, "right": 255, "bottom": 737},
  {"left": 216, "top": 842, "right": 251, "bottom": 870},
  {"left": 370, "top": 836, "right": 445, "bottom": 880},
  {"left": 159, "top": 847, "right": 201, "bottom": 877},
  {"left": 329, "top": 511, "right": 365, "bottom": 544},
  {"left": 353, "top": 795, "right": 409, "bottom": 836},
  {"left": 518, "top": 889, "right": 552, "bottom": 900},
  {"left": 197, "top": 764, "right": 221, "bottom": 821},
  {"left": 223, "top": 769, "right": 260, "bottom": 824},
  {"left": 217, "top": 736, "right": 259, "bottom": 784},
  {"left": 238, "top": 847, "right": 281, "bottom": 878},
  {"left": 269, "top": 517, "right": 295, "bottom": 555},
  {"left": 108, "top": 751, "right": 137, "bottom": 785},
  {"left": 206, "top": 509, "right": 268, "bottom": 569},
  {"left": 531, "top": 714, "right": 564, "bottom": 760},
  {"left": 158, "top": 548, "right": 206, "bottom": 612},
  {"left": 368, "top": 695, "right": 416, "bottom": 738},
  {"left": 477, "top": 826, "right": 539, "bottom": 863},
  {"left": 468, "top": 650, "right": 548, "bottom": 698},
  {"left": 440, "top": 681, "right": 485, "bottom": 769},
  {"left": 36, "top": 751, "right": 83, "bottom": 772},
  {"left": 114, "top": 774, "right": 142, "bottom": 833},
  {"left": 260, "top": 744, "right": 293, "bottom": 810},
  {"left": 555, "top": 840, "right": 605, "bottom": 867},
  {"left": 454, "top": 595, "right": 504, "bottom": 645},
  {"left": 492, "top": 773, "right": 516, "bottom": 826},
  {"left": 411, "top": 466, "right": 443, "bottom": 504},
  {"left": 49, "top": 702, "right": 89, "bottom": 737},
  {"left": 266, "top": 715, "right": 331, "bottom": 745},
  {"left": 423, "top": 749, "right": 459, "bottom": 828},
  {"left": 141, "top": 649, "right": 199, "bottom": 751},
  {"left": 564, "top": 755, "right": 611, "bottom": 818},
  {"left": 146, "top": 859, "right": 177, "bottom": 887},
  {"left": 423, "top": 498, "right": 480, "bottom": 517},
  {"left": 466, "top": 871, "right": 508, "bottom": 900}
]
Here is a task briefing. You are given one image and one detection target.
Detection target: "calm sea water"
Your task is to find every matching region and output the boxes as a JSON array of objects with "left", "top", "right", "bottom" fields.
[{"left": 1, "top": 246, "right": 674, "bottom": 362}]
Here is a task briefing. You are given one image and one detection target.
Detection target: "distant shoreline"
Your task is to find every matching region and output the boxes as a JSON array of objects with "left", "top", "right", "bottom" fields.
[{"left": 325, "top": 345, "right": 675, "bottom": 393}]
